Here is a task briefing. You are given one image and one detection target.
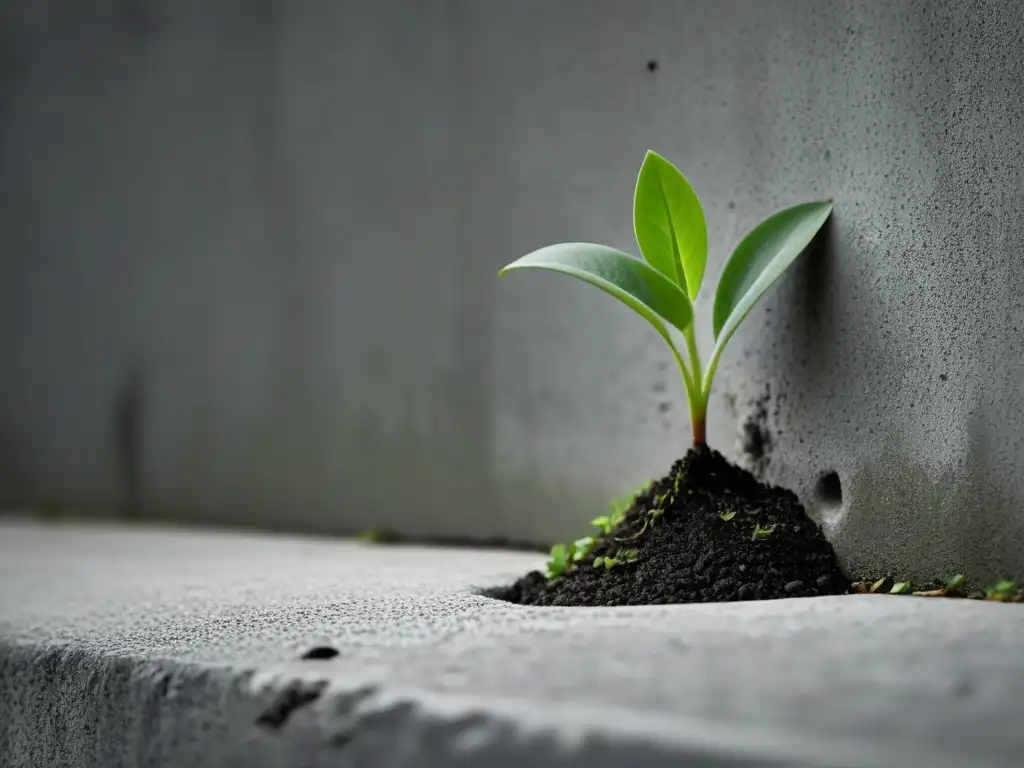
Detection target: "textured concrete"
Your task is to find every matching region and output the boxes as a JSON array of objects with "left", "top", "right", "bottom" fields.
[
  {"left": 1, "top": 0, "right": 1023, "bottom": 582},
  {"left": 2, "top": 521, "right": 1024, "bottom": 768}
]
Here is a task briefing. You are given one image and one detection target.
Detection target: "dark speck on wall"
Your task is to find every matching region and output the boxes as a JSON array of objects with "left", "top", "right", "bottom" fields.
[
  {"left": 646, "top": 59, "right": 659, "bottom": 73},
  {"left": 939, "top": 373, "right": 948, "bottom": 381},
  {"left": 301, "top": 646, "right": 339, "bottom": 660}
]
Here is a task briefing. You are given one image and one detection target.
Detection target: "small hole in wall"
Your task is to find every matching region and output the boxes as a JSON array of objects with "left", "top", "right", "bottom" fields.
[
  {"left": 301, "top": 646, "right": 339, "bottom": 660},
  {"left": 814, "top": 471, "right": 843, "bottom": 508}
]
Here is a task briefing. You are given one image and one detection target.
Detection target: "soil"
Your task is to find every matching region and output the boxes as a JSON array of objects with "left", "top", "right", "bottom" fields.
[{"left": 494, "top": 446, "right": 848, "bottom": 607}]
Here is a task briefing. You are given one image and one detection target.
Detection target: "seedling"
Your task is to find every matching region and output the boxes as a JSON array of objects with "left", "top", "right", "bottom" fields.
[
  {"left": 869, "top": 577, "right": 889, "bottom": 593},
  {"left": 984, "top": 579, "right": 1017, "bottom": 600},
  {"left": 499, "top": 151, "right": 832, "bottom": 446},
  {"left": 545, "top": 543, "right": 572, "bottom": 579},
  {"left": 946, "top": 573, "right": 966, "bottom": 592},
  {"left": 719, "top": 510, "right": 737, "bottom": 522},
  {"left": 355, "top": 528, "right": 396, "bottom": 544},
  {"left": 890, "top": 581, "right": 912, "bottom": 595},
  {"left": 591, "top": 482, "right": 648, "bottom": 535},
  {"left": 572, "top": 536, "right": 596, "bottom": 562},
  {"left": 594, "top": 548, "right": 641, "bottom": 569},
  {"left": 546, "top": 484, "right": 652, "bottom": 580},
  {"left": 751, "top": 523, "right": 775, "bottom": 541},
  {"left": 616, "top": 507, "right": 665, "bottom": 542}
]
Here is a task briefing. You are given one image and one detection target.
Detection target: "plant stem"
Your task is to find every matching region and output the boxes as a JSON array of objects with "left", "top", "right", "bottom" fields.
[
  {"left": 691, "top": 416, "right": 706, "bottom": 447},
  {"left": 668, "top": 339, "right": 695, "bottom": 404},
  {"left": 684, "top": 326, "right": 702, "bottom": 385},
  {"left": 669, "top": 334, "right": 707, "bottom": 448},
  {"left": 683, "top": 327, "right": 706, "bottom": 447}
]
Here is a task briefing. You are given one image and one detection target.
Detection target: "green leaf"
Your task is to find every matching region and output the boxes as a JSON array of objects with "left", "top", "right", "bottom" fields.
[
  {"left": 545, "top": 543, "right": 570, "bottom": 579},
  {"left": 706, "top": 202, "right": 832, "bottom": 389},
  {"left": 985, "top": 579, "right": 1017, "bottom": 598},
  {"left": 946, "top": 573, "right": 965, "bottom": 591},
  {"left": 890, "top": 582, "right": 912, "bottom": 595},
  {"left": 719, "top": 510, "right": 737, "bottom": 522},
  {"left": 751, "top": 523, "right": 775, "bottom": 541},
  {"left": 573, "top": 536, "right": 595, "bottom": 561},
  {"left": 500, "top": 243, "right": 694, "bottom": 340},
  {"left": 634, "top": 151, "right": 707, "bottom": 299}
]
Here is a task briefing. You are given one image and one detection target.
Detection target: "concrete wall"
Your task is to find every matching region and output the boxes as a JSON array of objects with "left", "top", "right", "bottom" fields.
[{"left": 1, "top": 0, "right": 1022, "bottom": 582}]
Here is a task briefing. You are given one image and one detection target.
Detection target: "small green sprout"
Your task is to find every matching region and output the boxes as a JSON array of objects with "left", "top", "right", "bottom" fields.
[
  {"left": 572, "top": 536, "right": 596, "bottom": 562},
  {"left": 499, "top": 150, "right": 832, "bottom": 446},
  {"left": 616, "top": 508, "right": 665, "bottom": 542},
  {"left": 946, "top": 573, "right": 966, "bottom": 592},
  {"left": 355, "top": 528, "right": 396, "bottom": 544},
  {"left": 869, "top": 578, "right": 889, "bottom": 593},
  {"left": 984, "top": 579, "right": 1018, "bottom": 600},
  {"left": 591, "top": 483, "right": 647, "bottom": 535},
  {"left": 595, "top": 548, "right": 641, "bottom": 569},
  {"left": 545, "top": 543, "right": 572, "bottom": 579},
  {"left": 890, "top": 582, "right": 912, "bottom": 595},
  {"left": 719, "top": 510, "right": 737, "bottom": 522},
  {"left": 751, "top": 523, "right": 775, "bottom": 541}
]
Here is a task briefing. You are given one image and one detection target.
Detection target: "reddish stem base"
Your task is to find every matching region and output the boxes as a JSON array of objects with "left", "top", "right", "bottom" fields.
[{"left": 691, "top": 418, "right": 706, "bottom": 448}]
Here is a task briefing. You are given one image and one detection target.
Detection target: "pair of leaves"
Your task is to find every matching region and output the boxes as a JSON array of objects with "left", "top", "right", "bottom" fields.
[
  {"left": 545, "top": 536, "right": 597, "bottom": 579},
  {"left": 499, "top": 151, "right": 832, "bottom": 402}
]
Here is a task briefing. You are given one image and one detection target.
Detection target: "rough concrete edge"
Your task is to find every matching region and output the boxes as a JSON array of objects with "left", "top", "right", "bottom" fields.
[{"left": 2, "top": 640, "right": 1013, "bottom": 768}]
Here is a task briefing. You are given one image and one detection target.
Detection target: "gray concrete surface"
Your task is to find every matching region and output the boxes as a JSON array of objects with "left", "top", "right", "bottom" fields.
[
  {"left": 2, "top": 520, "right": 1024, "bottom": 768},
  {"left": 1, "top": 1, "right": 1023, "bottom": 582}
]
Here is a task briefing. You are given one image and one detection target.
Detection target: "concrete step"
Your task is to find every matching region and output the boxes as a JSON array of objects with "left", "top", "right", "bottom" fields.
[{"left": 1, "top": 519, "right": 1021, "bottom": 768}]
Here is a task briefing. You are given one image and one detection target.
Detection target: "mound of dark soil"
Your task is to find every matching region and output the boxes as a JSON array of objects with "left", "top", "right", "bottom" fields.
[{"left": 495, "top": 446, "right": 848, "bottom": 606}]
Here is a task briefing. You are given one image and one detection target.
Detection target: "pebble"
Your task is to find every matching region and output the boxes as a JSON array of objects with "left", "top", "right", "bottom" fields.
[
  {"left": 816, "top": 575, "right": 833, "bottom": 591},
  {"left": 784, "top": 580, "right": 806, "bottom": 595},
  {"left": 738, "top": 583, "right": 755, "bottom": 600}
]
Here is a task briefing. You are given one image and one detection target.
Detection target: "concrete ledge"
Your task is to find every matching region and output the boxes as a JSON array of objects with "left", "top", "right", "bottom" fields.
[{"left": 2, "top": 520, "right": 1023, "bottom": 768}]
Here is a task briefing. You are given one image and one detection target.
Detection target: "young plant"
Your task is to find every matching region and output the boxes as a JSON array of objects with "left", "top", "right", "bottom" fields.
[
  {"left": 545, "top": 543, "right": 572, "bottom": 579},
  {"left": 591, "top": 482, "right": 647, "bottom": 534},
  {"left": 594, "top": 548, "right": 641, "bottom": 570},
  {"left": 869, "top": 577, "right": 890, "bottom": 594},
  {"left": 751, "top": 523, "right": 775, "bottom": 541},
  {"left": 499, "top": 151, "right": 832, "bottom": 446},
  {"left": 572, "top": 536, "right": 596, "bottom": 561},
  {"left": 984, "top": 579, "right": 1018, "bottom": 600},
  {"left": 615, "top": 507, "right": 664, "bottom": 542}
]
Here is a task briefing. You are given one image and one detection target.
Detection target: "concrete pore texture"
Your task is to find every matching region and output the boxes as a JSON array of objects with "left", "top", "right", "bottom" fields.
[
  {"left": 1, "top": 1, "right": 1023, "bottom": 584},
  {"left": 2, "top": 521, "right": 1024, "bottom": 768}
]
